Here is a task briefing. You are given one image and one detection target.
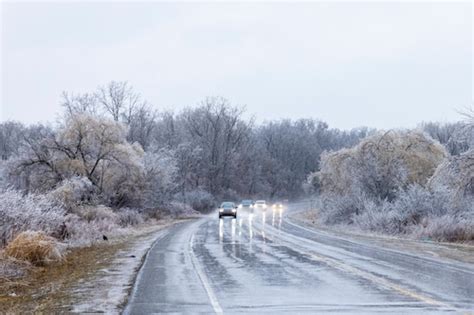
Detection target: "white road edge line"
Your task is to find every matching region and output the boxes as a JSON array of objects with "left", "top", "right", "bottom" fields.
[
  {"left": 258, "top": 221, "right": 453, "bottom": 310},
  {"left": 189, "top": 233, "right": 224, "bottom": 315}
]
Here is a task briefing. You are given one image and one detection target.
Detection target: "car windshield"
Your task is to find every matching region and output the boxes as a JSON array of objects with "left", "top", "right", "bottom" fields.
[
  {"left": 241, "top": 200, "right": 252, "bottom": 205},
  {"left": 256, "top": 200, "right": 266, "bottom": 204},
  {"left": 221, "top": 202, "right": 235, "bottom": 208}
]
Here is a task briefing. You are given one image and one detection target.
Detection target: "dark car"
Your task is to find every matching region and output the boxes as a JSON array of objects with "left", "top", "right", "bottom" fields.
[{"left": 218, "top": 201, "right": 237, "bottom": 219}]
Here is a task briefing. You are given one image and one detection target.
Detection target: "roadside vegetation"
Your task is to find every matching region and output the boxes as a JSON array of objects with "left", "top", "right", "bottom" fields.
[
  {"left": 0, "top": 81, "right": 472, "bottom": 287},
  {"left": 307, "top": 115, "right": 474, "bottom": 242},
  {"left": 0, "top": 81, "right": 368, "bottom": 282}
]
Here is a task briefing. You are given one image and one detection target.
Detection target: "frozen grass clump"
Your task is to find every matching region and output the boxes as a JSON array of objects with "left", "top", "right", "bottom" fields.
[{"left": 5, "top": 231, "right": 63, "bottom": 266}]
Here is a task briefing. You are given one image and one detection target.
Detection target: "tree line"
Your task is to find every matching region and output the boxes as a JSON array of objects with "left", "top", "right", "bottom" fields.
[{"left": 0, "top": 81, "right": 371, "bottom": 212}]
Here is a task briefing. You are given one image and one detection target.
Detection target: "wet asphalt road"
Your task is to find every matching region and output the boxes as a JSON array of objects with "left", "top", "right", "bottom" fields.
[{"left": 124, "top": 204, "right": 474, "bottom": 314}]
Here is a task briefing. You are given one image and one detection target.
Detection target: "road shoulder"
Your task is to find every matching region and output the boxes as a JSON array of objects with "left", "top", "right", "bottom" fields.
[
  {"left": 0, "top": 219, "right": 187, "bottom": 314},
  {"left": 289, "top": 210, "right": 474, "bottom": 266}
]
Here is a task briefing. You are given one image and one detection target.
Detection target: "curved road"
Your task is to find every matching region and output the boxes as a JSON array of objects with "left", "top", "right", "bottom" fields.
[{"left": 124, "top": 204, "right": 474, "bottom": 314}]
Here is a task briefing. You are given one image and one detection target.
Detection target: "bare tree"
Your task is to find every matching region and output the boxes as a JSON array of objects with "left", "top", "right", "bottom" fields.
[
  {"left": 181, "top": 97, "right": 251, "bottom": 195},
  {"left": 61, "top": 91, "right": 100, "bottom": 117},
  {"left": 128, "top": 104, "right": 157, "bottom": 150},
  {"left": 95, "top": 81, "right": 141, "bottom": 122},
  {"left": 0, "top": 121, "right": 25, "bottom": 161}
]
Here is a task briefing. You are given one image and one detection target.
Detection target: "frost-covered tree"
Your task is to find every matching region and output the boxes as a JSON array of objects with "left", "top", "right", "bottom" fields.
[
  {"left": 127, "top": 104, "right": 157, "bottom": 150},
  {"left": 142, "top": 149, "right": 178, "bottom": 207},
  {"left": 318, "top": 130, "right": 447, "bottom": 201},
  {"left": 0, "top": 121, "right": 25, "bottom": 161},
  {"left": 10, "top": 114, "right": 145, "bottom": 207},
  {"left": 61, "top": 91, "right": 100, "bottom": 117},
  {"left": 96, "top": 81, "right": 142, "bottom": 123},
  {"left": 422, "top": 122, "right": 472, "bottom": 155},
  {"left": 181, "top": 97, "right": 252, "bottom": 195}
]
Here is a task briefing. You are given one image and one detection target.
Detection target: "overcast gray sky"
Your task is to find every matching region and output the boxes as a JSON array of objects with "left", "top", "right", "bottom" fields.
[{"left": 1, "top": 1, "right": 472, "bottom": 129}]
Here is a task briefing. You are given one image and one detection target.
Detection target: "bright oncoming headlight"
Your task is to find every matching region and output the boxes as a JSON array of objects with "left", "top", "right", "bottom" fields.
[
  {"left": 232, "top": 209, "right": 236, "bottom": 212},
  {"left": 219, "top": 209, "right": 223, "bottom": 212}
]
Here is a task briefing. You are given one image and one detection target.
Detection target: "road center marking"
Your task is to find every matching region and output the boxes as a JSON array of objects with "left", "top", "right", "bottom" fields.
[{"left": 189, "top": 233, "right": 224, "bottom": 314}]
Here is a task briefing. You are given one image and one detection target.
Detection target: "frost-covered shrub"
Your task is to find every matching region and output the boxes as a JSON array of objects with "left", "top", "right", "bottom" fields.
[
  {"left": 50, "top": 176, "right": 97, "bottom": 212},
  {"left": 64, "top": 214, "right": 117, "bottom": 246},
  {"left": 416, "top": 215, "right": 474, "bottom": 242},
  {"left": 0, "top": 160, "right": 7, "bottom": 190},
  {"left": 76, "top": 205, "right": 119, "bottom": 223},
  {"left": 319, "top": 192, "right": 368, "bottom": 225},
  {"left": 389, "top": 184, "right": 453, "bottom": 220},
  {"left": 352, "top": 202, "right": 403, "bottom": 235},
  {"left": 0, "top": 189, "right": 65, "bottom": 247},
  {"left": 117, "top": 208, "right": 145, "bottom": 227},
  {"left": 62, "top": 205, "right": 121, "bottom": 244},
  {"left": 349, "top": 185, "right": 474, "bottom": 239},
  {"left": 429, "top": 149, "right": 474, "bottom": 199},
  {"left": 161, "top": 201, "right": 198, "bottom": 217},
  {"left": 178, "top": 189, "right": 215, "bottom": 213}
]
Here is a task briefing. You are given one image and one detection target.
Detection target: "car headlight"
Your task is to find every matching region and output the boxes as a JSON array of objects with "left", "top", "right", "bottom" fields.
[
  {"left": 232, "top": 209, "right": 236, "bottom": 212},
  {"left": 219, "top": 209, "right": 223, "bottom": 212}
]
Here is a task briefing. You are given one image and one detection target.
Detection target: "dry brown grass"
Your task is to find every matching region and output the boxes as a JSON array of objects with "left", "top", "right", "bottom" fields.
[
  {"left": 0, "top": 242, "right": 122, "bottom": 313},
  {"left": 5, "top": 231, "right": 63, "bottom": 266}
]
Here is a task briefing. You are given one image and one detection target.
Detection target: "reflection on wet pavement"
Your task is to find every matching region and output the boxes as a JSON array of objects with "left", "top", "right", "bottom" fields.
[
  {"left": 126, "top": 204, "right": 474, "bottom": 314},
  {"left": 198, "top": 206, "right": 473, "bottom": 313}
]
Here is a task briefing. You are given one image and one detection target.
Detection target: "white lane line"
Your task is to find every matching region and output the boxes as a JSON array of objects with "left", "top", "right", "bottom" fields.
[
  {"left": 189, "top": 233, "right": 224, "bottom": 315},
  {"left": 258, "top": 222, "right": 453, "bottom": 310}
]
